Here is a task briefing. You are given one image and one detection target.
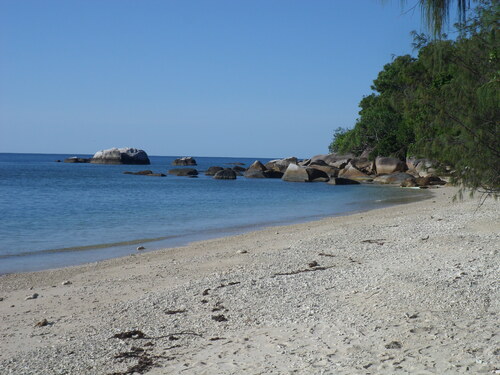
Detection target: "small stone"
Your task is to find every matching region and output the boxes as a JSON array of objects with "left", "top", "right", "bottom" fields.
[
  {"left": 35, "top": 319, "right": 49, "bottom": 327},
  {"left": 26, "top": 293, "right": 39, "bottom": 300},
  {"left": 308, "top": 261, "right": 319, "bottom": 268},
  {"left": 137, "top": 246, "right": 145, "bottom": 251},
  {"left": 212, "top": 314, "right": 228, "bottom": 322},
  {"left": 0, "top": 297, "right": 4, "bottom": 301},
  {"left": 62, "top": 281, "right": 72, "bottom": 286},
  {"left": 237, "top": 250, "right": 248, "bottom": 254},
  {"left": 385, "top": 341, "right": 402, "bottom": 349}
]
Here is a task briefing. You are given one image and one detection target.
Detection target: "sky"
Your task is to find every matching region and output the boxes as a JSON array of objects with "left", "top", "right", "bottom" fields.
[{"left": 0, "top": 0, "right": 429, "bottom": 158}]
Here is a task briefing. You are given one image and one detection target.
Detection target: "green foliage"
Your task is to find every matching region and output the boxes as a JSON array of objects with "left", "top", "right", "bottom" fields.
[{"left": 330, "top": 0, "right": 499, "bottom": 195}]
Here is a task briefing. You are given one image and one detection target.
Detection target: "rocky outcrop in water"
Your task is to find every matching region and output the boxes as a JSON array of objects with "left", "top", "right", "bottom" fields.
[
  {"left": 123, "top": 170, "right": 166, "bottom": 177},
  {"left": 213, "top": 169, "right": 237, "bottom": 180},
  {"left": 90, "top": 148, "right": 150, "bottom": 165},
  {"left": 205, "top": 166, "right": 224, "bottom": 176},
  {"left": 64, "top": 157, "right": 90, "bottom": 163},
  {"left": 172, "top": 157, "right": 197, "bottom": 166}
]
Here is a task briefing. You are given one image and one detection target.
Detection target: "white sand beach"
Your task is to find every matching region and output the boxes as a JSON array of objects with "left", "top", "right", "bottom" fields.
[{"left": 0, "top": 186, "right": 498, "bottom": 374}]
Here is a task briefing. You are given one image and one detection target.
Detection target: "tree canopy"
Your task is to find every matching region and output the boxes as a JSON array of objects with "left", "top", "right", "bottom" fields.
[{"left": 330, "top": 0, "right": 499, "bottom": 196}]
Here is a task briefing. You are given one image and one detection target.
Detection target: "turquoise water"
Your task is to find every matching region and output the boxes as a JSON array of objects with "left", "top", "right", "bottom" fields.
[{"left": 0, "top": 153, "right": 428, "bottom": 274}]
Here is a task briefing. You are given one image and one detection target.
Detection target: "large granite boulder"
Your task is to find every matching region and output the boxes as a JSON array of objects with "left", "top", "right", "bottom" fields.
[
  {"left": 350, "top": 157, "right": 375, "bottom": 174},
  {"left": 282, "top": 164, "right": 329, "bottom": 182},
  {"left": 214, "top": 169, "right": 237, "bottom": 180},
  {"left": 168, "top": 168, "right": 198, "bottom": 176},
  {"left": 373, "top": 173, "right": 415, "bottom": 185},
  {"left": 244, "top": 161, "right": 268, "bottom": 178},
  {"left": 172, "top": 157, "right": 197, "bottom": 166},
  {"left": 282, "top": 164, "right": 309, "bottom": 182},
  {"left": 90, "top": 148, "right": 150, "bottom": 165},
  {"left": 309, "top": 153, "right": 354, "bottom": 169},
  {"left": 415, "top": 160, "right": 437, "bottom": 177},
  {"left": 205, "top": 166, "right": 224, "bottom": 176},
  {"left": 416, "top": 176, "right": 446, "bottom": 186},
  {"left": 308, "top": 165, "right": 339, "bottom": 178},
  {"left": 375, "top": 157, "right": 407, "bottom": 175},
  {"left": 339, "top": 161, "right": 372, "bottom": 181},
  {"left": 64, "top": 157, "right": 90, "bottom": 163},
  {"left": 265, "top": 157, "right": 298, "bottom": 173}
]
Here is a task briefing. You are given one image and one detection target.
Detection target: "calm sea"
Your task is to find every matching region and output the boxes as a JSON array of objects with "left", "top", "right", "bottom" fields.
[{"left": 0, "top": 153, "right": 428, "bottom": 274}]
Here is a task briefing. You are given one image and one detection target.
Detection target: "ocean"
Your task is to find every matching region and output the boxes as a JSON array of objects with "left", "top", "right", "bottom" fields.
[{"left": 0, "top": 153, "right": 428, "bottom": 274}]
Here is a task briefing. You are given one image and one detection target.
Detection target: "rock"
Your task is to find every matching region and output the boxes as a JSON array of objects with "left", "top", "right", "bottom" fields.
[
  {"left": 265, "top": 157, "right": 298, "bottom": 173},
  {"left": 401, "top": 177, "right": 418, "bottom": 187},
  {"left": 26, "top": 293, "right": 39, "bottom": 300},
  {"left": 375, "top": 157, "right": 407, "bottom": 175},
  {"left": 244, "top": 161, "right": 268, "bottom": 178},
  {"left": 237, "top": 250, "right": 248, "bottom": 254},
  {"left": 327, "top": 177, "right": 361, "bottom": 185},
  {"left": 205, "top": 166, "right": 224, "bottom": 176},
  {"left": 415, "top": 160, "right": 437, "bottom": 177},
  {"left": 308, "top": 261, "right": 319, "bottom": 268},
  {"left": 213, "top": 169, "right": 237, "bottom": 180},
  {"left": 90, "top": 148, "right": 150, "bottom": 165},
  {"left": 64, "top": 157, "right": 90, "bottom": 163},
  {"left": 225, "top": 162, "right": 245, "bottom": 166},
  {"left": 232, "top": 166, "right": 247, "bottom": 173},
  {"left": 123, "top": 170, "right": 153, "bottom": 175},
  {"left": 385, "top": 341, "right": 402, "bottom": 349},
  {"left": 172, "top": 157, "right": 197, "bottom": 166},
  {"left": 123, "top": 170, "right": 165, "bottom": 177},
  {"left": 339, "top": 162, "right": 372, "bottom": 181},
  {"left": 310, "top": 153, "right": 354, "bottom": 169},
  {"left": 282, "top": 164, "right": 329, "bottom": 182},
  {"left": 35, "top": 319, "right": 49, "bottom": 327},
  {"left": 307, "top": 165, "right": 339, "bottom": 178},
  {"left": 282, "top": 164, "right": 310, "bottom": 182},
  {"left": 416, "top": 176, "right": 446, "bottom": 186},
  {"left": 350, "top": 157, "right": 375, "bottom": 174},
  {"left": 62, "top": 281, "right": 72, "bottom": 286},
  {"left": 137, "top": 246, "right": 145, "bottom": 251},
  {"left": 373, "top": 173, "right": 415, "bottom": 185},
  {"left": 168, "top": 168, "right": 198, "bottom": 176},
  {"left": 263, "top": 170, "right": 284, "bottom": 178}
]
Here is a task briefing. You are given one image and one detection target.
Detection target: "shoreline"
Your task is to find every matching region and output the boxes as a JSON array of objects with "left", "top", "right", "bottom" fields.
[
  {"left": 1, "top": 186, "right": 498, "bottom": 374},
  {"left": 0, "top": 184, "right": 429, "bottom": 275}
]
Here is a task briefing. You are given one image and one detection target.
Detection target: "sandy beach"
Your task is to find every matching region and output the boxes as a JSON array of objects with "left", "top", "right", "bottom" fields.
[{"left": 0, "top": 186, "right": 498, "bottom": 374}]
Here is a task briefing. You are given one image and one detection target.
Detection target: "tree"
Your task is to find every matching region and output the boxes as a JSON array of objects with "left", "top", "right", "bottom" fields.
[{"left": 402, "top": 0, "right": 474, "bottom": 37}]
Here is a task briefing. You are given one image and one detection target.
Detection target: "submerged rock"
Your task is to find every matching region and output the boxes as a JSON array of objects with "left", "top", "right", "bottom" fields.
[
  {"left": 90, "top": 148, "right": 150, "bottom": 165},
  {"left": 168, "top": 168, "right": 198, "bottom": 176},
  {"left": 64, "top": 157, "right": 90, "bottom": 163},
  {"left": 123, "top": 170, "right": 166, "bottom": 177}
]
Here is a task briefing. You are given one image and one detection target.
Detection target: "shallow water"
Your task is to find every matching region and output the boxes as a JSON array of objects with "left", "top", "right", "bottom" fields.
[{"left": 0, "top": 153, "right": 428, "bottom": 273}]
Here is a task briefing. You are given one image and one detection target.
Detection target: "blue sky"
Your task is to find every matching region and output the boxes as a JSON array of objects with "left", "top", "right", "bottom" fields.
[{"left": 0, "top": 0, "right": 427, "bottom": 158}]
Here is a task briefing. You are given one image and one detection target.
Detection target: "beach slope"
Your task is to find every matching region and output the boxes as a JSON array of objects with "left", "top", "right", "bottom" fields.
[{"left": 0, "top": 187, "right": 498, "bottom": 374}]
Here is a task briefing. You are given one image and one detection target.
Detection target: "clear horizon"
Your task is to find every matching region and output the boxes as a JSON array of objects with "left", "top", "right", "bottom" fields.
[{"left": 1, "top": 1, "right": 437, "bottom": 158}]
